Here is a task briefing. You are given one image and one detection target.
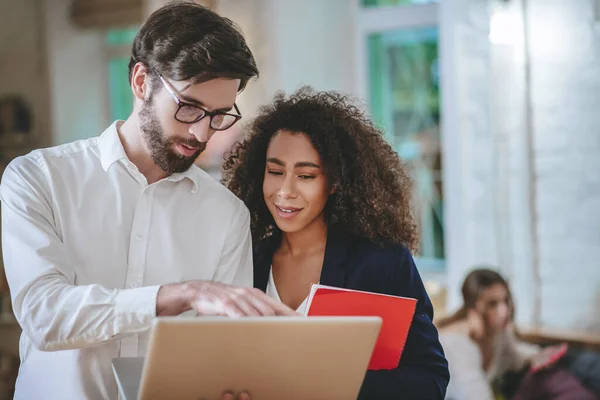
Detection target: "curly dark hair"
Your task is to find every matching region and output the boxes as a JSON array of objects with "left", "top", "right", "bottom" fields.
[{"left": 222, "top": 86, "right": 419, "bottom": 252}]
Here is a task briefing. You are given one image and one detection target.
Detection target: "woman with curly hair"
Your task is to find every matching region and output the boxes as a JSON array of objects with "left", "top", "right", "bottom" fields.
[{"left": 222, "top": 87, "right": 449, "bottom": 399}]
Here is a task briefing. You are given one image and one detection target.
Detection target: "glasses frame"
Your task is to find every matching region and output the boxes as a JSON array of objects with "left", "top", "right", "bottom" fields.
[{"left": 158, "top": 74, "right": 242, "bottom": 131}]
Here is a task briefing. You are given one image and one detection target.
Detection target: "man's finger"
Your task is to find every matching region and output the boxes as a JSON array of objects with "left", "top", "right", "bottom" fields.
[
  {"left": 271, "top": 301, "right": 299, "bottom": 316},
  {"left": 237, "top": 391, "right": 251, "bottom": 400},
  {"left": 249, "top": 290, "right": 298, "bottom": 316},
  {"left": 222, "top": 302, "right": 247, "bottom": 318},
  {"left": 244, "top": 295, "right": 277, "bottom": 316},
  {"left": 229, "top": 296, "right": 262, "bottom": 317},
  {"left": 222, "top": 391, "right": 235, "bottom": 400}
]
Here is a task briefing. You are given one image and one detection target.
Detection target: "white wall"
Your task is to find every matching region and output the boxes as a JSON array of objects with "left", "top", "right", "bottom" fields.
[
  {"left": 442, "top": 0, "right": 600, "bottom": 332},
  {"left": 270, "top": 0, "right": 356, "bottom": 95},
  {"left": 440, "top": 0, "right": 499, "bottom": 311},
  {"left": 214, "top": 0, "right": 277, "bottom": 119},
  {"left": 218, "top": 0, "right": 356, "bottom": 118},
  {"left": 528, "top": 0, "right": 600, "bottom": 331},
  {"left": 43, "top": 0, "right": 108, "bottom": 144}
]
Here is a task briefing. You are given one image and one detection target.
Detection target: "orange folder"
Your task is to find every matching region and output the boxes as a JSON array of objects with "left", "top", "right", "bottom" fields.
[{"left": 305, "top": 284, "right": 417, "bottom": 370}]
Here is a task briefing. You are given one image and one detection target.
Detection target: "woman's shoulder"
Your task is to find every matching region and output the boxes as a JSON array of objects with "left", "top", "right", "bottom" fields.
[
  {"left": 438, "top": 328, "right": 481, "bottom": 360},
  {"left": 440, "top": 320, "right": 471, "bottom": 336},
  {"left": 340, "top": 235, "right": 423, "bottom": 296},
  {"left": 350, "top": 237, "right": 419, "bottom": 282},
  {"left": 346, "top": 234, "right": 412, "bottom": 262}
]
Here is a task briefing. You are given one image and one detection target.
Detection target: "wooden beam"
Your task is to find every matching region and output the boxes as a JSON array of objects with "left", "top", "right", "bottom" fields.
[{"left": 70, "top": 0, "right": 144, "bottom": 29}]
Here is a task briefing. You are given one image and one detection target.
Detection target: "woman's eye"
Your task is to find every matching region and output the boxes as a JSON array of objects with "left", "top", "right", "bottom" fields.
[
  {"left": 298, "top": 175, "right": 315, "bottom": 180},
  {"left": 267, "top": 170, "right": 283, "bottom": 176}
]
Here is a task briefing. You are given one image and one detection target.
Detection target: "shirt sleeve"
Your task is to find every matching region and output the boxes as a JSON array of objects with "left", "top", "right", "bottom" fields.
[
  {"left": 1, "top": 156, "right": 160, "bottom": 352},
  {"left": 502, "top": 329, "right": 541, "bottom": 372},
  {"left": 212, "top": 200, "right": 253, "bottom": 288}
]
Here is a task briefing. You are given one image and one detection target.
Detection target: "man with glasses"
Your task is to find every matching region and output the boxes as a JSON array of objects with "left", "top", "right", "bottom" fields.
[{"left": 0, "top": 3, "right": 293, "bottom": 399}]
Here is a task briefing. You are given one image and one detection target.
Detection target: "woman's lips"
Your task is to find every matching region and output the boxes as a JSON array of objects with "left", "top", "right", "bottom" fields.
[{"left": 274, "top": 205, "right": 303, "bottom": 219}]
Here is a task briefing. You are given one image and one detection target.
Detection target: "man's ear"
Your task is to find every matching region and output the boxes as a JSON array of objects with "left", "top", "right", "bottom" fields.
[{"left": 131, "top": 62, "right": 150, "bottom": 101}]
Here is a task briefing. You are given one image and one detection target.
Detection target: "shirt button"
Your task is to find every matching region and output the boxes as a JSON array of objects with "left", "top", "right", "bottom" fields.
[
  {"left": 130, "top": 282, "right": 138, "bottom": 289},
  {"left": 136, "top": 235, "right": 143, "bottom": 241}
]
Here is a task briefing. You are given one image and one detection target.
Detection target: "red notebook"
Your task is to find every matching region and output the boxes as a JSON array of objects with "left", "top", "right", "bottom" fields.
[
  {"left": 529, "top": 342, "right": 568, "bottom": 374},
  {"left": 304, "top": 284, "right": 417, "bottom": 370}
]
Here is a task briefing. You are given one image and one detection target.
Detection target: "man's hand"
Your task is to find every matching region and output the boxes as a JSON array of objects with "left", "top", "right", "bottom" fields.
[
  {"left": 156, "top": 281, "right": 297, "bottom": 317},
  {"left": 222, "top": 391, "right": 250, "bottom": 400}
]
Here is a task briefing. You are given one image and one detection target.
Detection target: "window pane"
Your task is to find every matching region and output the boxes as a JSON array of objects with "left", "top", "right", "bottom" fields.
[
  {"left": 105, "top": 27, "right": 138, "bottom": 46},
  {"left": 367, "top": 27, "right": 444, "bottom": 265},
  {"left": 108, "top": 57, "right": 133, "bottom": 121},
  {"left": 106, "top": 27, "right": 138, "bottom": 122},
  {"left": 361, "top": 0, "right": 438, "bottom": 7}
]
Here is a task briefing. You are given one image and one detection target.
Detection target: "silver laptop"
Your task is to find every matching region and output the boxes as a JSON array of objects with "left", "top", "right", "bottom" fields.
[
  {"left": 113, "top": 316, "right": 381, "bottom": 400},
  {"left": 113, "top": 357, "right": 145, "bottom": 400}
]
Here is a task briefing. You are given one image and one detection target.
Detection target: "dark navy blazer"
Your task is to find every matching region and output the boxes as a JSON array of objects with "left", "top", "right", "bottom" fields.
[{"left": 254, "top": 227, "right": 450, "bottom": 399}]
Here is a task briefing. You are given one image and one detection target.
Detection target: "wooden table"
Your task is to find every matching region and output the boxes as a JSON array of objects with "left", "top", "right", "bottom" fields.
[{"left": 517, "top": 325, "right": 600, "bottom": 351}]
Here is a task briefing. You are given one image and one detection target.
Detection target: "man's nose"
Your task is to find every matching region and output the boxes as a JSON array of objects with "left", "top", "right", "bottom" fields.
[{"left": 188, "top": 118, "right": 213, "bottom": 143}]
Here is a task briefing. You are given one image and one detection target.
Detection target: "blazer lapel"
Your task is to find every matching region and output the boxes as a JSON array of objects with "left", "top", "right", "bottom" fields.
[
  {"left": 319, "top": 226, "right": 350, "bottom": 288},
  {"left": 253, "top": 233, "right": 280, "bottom": 292},
  {"left": 254, "top": 226, "right": 350, "bottom": 292}
]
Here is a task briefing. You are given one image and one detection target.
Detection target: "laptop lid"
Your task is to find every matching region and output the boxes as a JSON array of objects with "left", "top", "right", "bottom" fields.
[{"left": 138, "top": 316, "right": 381, "bottom": 400}]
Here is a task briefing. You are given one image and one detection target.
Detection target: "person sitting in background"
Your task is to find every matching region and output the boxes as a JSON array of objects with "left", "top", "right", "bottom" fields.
[
  {"left": 222, "top": 87, "right": 449, "bottom": 399},
  {"left": 438, "top": 268, "right": 598, "bottom": 400}
]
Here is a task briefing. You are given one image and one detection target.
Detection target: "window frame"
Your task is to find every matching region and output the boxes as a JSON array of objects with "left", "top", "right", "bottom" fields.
[
  {"left": 353, "top": 1, "right": 450, "bottom": 281},
  {"left": 102, "top": 27, "right": 139, "bottom": 125}
]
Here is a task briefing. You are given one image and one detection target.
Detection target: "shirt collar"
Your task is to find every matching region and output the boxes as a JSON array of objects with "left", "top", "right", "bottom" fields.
[
  {"left": 99, "top": 121, "right": 128, "bottom": 171},
  {"left": 166, "top": 168, "right": 201, "bottom": 193},
  {"left": 99, "top": 120, "right": 201, "bottom": 193}
]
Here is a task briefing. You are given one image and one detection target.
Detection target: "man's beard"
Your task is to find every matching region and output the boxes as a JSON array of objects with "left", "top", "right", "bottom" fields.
[{"left": 139, "top": 101, "right": 206, "bottom": 175}]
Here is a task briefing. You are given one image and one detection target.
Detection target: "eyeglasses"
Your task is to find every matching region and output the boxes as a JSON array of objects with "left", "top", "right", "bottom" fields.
[{"left": 158, "top": 74, "right": 242, "bottom": 131}]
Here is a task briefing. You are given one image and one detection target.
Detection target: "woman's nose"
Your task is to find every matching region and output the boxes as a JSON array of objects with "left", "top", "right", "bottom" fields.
[{"left": 277, "top": 175, "right": 297, "bottom": 199}]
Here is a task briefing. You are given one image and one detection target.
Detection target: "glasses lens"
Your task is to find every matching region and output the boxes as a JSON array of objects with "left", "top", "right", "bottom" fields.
[
  {"left": 176, "top": 105, "right": 205, "bottom": 123},
  {"left": 210, "top": 114, "right": 238, "bottom": 130}
]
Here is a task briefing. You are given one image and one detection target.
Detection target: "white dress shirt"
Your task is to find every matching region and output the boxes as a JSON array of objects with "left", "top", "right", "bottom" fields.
[{"left": 0, "top": 121, "right": 253, "bottom": 400}]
